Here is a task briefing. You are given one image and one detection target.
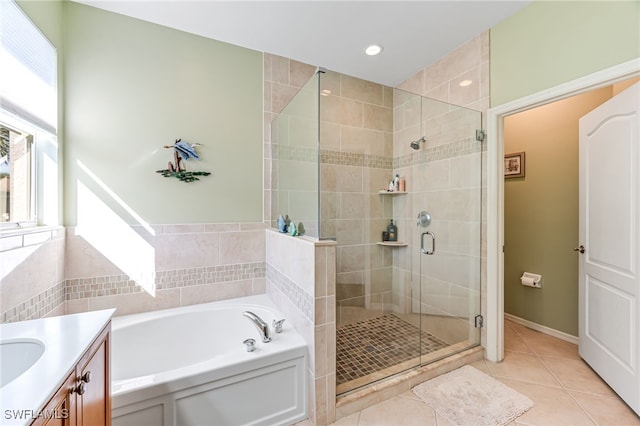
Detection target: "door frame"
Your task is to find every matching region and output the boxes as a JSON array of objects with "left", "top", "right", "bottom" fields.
[{"left": 485, "top": 58, "right": 640, "bottom": 362}]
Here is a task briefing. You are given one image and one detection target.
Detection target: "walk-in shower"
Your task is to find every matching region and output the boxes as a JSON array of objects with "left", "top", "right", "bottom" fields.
[{"left": 270, "top": 68, "right": 483, "bottom": 397}]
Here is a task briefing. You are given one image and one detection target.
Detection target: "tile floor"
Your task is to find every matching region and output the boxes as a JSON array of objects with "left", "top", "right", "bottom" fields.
[
  {"left": 303, "top": 319, "right": 640, "bottom": 426},
  {"left": 336, "top": 314, "right": 448, "bottom": 389}
]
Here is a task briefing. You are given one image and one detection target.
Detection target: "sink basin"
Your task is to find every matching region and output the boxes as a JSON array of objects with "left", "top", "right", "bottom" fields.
[{"left": 0, "top": 339, "right": 45, "bottom": 387}]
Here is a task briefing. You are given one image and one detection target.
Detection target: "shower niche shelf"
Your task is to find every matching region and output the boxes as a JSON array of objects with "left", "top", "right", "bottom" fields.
[
  {"left": 376, "top": 242, "right": 408, "bottom": 247},
  {"left": 377, "top": 190, "right": 407, "bottom": 195}
]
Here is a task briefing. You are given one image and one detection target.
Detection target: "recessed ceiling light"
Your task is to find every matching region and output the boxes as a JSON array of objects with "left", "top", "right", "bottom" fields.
[
  {"left": 365, "top": 44, "right": 383, "bottom": 56},
  {"left": 321, "top": 89, "right": 332, "bottom": 96},
  {"left": 459, "top": 80, "right": 473, "bottom": 87}
]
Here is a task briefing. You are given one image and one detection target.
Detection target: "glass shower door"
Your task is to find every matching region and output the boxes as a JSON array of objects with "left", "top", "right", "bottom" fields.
[
  {"left": 415, "top": 98, "right": 483, "bottom": 364},
  {"left": 331, "top": 82, "right": 483, "bottom": 396}
]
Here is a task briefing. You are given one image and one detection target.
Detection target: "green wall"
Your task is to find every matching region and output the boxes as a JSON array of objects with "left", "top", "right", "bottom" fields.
[
  {"left": 17, "top": 1, "right": 64, "bottom": 47},
  {"left": 63, "top": 2, "right": 263, "bottom": 225},
  {"left": 491, "top": 0, "right": 640, "bottom": 106},
  {"left": 504, "top": 87, "right": 613, "bottom": 336}
]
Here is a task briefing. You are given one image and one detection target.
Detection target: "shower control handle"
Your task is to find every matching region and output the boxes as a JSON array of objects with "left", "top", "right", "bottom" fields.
[
  {"left": 416, "top": 211, "right": 431, "bottom": 228},
  {"left": 421, "top": 231, "right": 435, "bottom": 255}
]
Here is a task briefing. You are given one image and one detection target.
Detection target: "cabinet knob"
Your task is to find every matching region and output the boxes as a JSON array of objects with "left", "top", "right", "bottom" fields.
[
  {"left": 72, "top": 382, "right": 86, "bottom": 396},
  {"left": 81, "top": 370, "right": 92, "bottom": 383}
]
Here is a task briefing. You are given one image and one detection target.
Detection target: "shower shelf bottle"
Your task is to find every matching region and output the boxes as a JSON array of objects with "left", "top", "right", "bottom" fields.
[
  {"left": 377, "top": 219, "right": 407, "bottom": 247},
  {"left": 379, "top": 175, "right": 407, "bottom": 194},
  {"left": 387, "top": 219, "right": 397, "bottom": 242}
]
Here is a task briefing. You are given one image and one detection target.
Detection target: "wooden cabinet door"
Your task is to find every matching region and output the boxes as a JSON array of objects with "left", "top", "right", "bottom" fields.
[
  {"left": 76, "top": 327, "right": 111, "bottom": 426},
  {"left": 31, "top": 323, "right": 111, "bottom": 426},
  {"left": 31, "top": 372, "right": 76, "bottom": 426}
]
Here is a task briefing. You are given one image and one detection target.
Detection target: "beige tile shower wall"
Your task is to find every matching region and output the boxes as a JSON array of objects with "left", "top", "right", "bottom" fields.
[
  {"left": 265, "top": 230, "right": 336, "bottom": 425},
  {"left": 1, "top": 227, "right": 66, "bottom": 323},
  {"left": 396, "top": 32, "right": 490, "bottom": 114},
  {"left": 263, "top": 54, "right": 317, "bottom": 228},
  {"left": 64, "top": 223, "right": 266, "bottom": 316},
  {"left": 319, "top": 71, "right": 395, "bottom": 322},
  {"left": 395, "top": 32, "right": 489, "bottom": 345}
]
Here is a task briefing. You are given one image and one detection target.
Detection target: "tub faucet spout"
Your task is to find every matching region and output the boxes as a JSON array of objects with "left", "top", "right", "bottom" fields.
[{"left": 243, "top": 311, "right": 272, "bottom": 343}]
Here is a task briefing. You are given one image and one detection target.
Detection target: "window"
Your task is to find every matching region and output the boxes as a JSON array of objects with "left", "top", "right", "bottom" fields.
[
  {"left": 0, "top": 122, "right": 34, "bottom": 223},
  {"left": 0, "top": 0, "right": 58, "bottom": 229}
]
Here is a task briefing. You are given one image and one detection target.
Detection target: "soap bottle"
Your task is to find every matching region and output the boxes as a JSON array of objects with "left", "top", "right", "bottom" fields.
[
  {"left": 277, "top": 215, "right": 287, "bottom": 233},
  {"left": 387, "top": 219, "right": 398, "bottom": 242}
]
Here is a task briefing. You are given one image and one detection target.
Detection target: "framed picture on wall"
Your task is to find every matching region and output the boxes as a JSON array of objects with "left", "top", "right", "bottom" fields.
[{"left": 504, "top": 152, "right": 525, "bottom": 178}]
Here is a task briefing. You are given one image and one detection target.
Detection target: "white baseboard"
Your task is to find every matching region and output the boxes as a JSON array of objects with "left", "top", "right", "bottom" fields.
[{"left": 504, "top": 313, "right": 579, "bottom": 345}]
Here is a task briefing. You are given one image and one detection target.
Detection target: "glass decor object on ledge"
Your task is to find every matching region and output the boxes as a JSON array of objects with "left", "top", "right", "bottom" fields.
[{"left": 156, "top": 138, "right": 211, "bottom": 182}]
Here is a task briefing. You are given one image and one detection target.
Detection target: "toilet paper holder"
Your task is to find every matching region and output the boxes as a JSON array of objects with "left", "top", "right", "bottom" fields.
[{"left": 521, "top": 272, "right": 542, "bottom": 288}]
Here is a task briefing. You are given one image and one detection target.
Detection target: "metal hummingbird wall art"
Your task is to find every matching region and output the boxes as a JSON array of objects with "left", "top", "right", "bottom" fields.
[{"left": 156, "top": 138, "right": 211, "bottom": 182}]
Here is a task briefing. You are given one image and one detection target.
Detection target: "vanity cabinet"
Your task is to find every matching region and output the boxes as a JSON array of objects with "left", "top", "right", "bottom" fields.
[
  {"left": 31, "top": 373, "right": 76, "bottom": 426},
  {"left": 32, "top": 323, "right": 111, "bottom": 426}
]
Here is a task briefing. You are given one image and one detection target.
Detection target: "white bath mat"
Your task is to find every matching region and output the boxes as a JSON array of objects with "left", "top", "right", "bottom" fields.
[{"left": 412, "top": 365, "right": 533, "bottom": 426}]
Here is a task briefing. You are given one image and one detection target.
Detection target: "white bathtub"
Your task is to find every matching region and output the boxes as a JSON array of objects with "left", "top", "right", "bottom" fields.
[{"left": 111, "top": 294, "right": 308, "bottom": 426}]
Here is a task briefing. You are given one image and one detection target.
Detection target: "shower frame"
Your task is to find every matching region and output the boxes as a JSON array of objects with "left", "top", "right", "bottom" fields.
[{"left": 269, "top": 67, "right": 484, "bottom": 414}]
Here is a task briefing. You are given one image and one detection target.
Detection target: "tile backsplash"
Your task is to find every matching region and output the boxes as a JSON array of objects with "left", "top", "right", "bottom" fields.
[
  {"left": 1, "top": 281, "right": 65, "bottom": 323},
  {"left": 1, "top": 227, "right": 65, "bottom": 323},
  {"left": 0, "top": 222, "right": 267, "bottom": 323}
]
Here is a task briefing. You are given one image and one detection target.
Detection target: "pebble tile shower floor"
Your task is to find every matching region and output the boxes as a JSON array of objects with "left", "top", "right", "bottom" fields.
[{"left": 336, "top": 314, "right": 448, "bottom": 389}]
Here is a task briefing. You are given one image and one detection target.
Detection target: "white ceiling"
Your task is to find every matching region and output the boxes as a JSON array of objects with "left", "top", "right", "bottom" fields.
[{"left": 73, "top": 1, "right": 533, "bottom": 87}]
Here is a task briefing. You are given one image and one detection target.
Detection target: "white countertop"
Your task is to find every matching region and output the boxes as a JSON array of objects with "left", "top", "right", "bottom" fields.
[{"left": 0, "top": 309, "right": 115, "bottom": 426}]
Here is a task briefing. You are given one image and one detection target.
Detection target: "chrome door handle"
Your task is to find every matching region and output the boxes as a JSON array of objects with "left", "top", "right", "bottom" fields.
[
  {"left": 421, "top": 231, "right": 435, "bottom": 255},
  {"left": 573, "top": 245, "right": 585, "bottom": 254}
]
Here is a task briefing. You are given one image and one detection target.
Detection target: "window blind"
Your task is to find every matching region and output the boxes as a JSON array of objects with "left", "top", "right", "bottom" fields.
[{"left": 0, "top": 0, "right": 57, "bottom": 133}]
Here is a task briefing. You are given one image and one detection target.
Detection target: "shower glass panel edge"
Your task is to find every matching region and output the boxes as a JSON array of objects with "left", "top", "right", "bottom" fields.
[{"left": 270, "top": 70, "right": 321, "bottom": 238}]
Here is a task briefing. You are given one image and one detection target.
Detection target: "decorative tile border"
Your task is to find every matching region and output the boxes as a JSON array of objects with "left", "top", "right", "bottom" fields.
[
  {"left": 1, "top": 262, "right": 266, "bottom": 323},
  {"left": 272, "top": 144, "right": 318, "bottom": 163},
  {"left": 266, "top": 263, "right": 314, "bottom": 321},
  {"left": 65, "top": 262, "right": 266, "bottom": 300},
  {"left": 321, "top": 150, "right": 392, "bottom": 169},
  {"left": 394, "top": 137, "right": 481, "bottom": 169},
  {"left": 1, "top": 281, "right": 65, "bottom": 323},
  {"left": 157, "top": 262, "right": 265, "bottom": 289},
  {"left": 65, "top": 275, "right": 142, "bottom": 300},
  {"left": 273, "top": 138, "right": 479, "bottom": 171},
  {"left": 272, "top": 143, "right": 392, "bottom": 170}
]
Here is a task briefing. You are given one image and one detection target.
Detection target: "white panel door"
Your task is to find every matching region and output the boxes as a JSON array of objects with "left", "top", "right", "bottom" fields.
[{"left": 578, "top": 82, "right": 640, "bottom": 415}]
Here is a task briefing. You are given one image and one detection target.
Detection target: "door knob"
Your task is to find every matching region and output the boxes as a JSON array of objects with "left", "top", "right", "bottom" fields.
[{"left": 573, "top": 245, "right": 585, "bottom": 254}]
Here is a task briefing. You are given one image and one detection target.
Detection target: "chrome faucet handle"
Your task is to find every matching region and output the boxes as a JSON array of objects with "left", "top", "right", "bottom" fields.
[
  {"left": 273, "top": 318, "right": 286, "bottom": 334},
  {"left": 243, "top": 338, "right": 256, "bottom": 352}
]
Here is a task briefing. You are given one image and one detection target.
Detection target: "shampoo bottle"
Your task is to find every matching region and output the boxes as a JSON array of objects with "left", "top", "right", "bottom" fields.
[{"left": 387, "top": 219, "right": 398, "bottom": 242}]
